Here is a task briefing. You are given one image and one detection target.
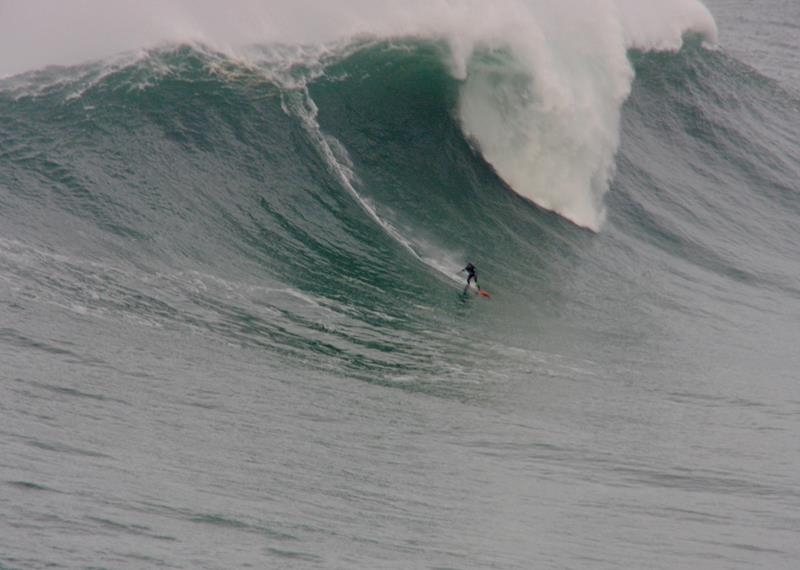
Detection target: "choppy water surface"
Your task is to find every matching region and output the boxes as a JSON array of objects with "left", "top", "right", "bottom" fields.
[{"left": 1, "top": 0, "right": 799, "bottom": 568}]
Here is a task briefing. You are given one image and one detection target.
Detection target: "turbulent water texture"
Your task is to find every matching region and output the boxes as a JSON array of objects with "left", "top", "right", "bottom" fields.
[{"left": 2, "top": 0, "right": 800, "bottom": 568}]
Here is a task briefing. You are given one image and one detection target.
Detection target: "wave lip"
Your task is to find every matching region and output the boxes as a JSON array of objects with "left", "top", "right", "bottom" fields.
[
  {"left": 450, "top": 0, "right": 718, "bottom": 230},
  {"left": 617, "top": 0, "right": 718, "bottom": 52}
]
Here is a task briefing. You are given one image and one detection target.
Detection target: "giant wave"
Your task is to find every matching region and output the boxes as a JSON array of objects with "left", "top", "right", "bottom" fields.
[
  {"left": 1, "top": 0, "right": 719, "bottom": 230},
  {"left": 2, "top": 0, "right": 798, "bottom": 379}
]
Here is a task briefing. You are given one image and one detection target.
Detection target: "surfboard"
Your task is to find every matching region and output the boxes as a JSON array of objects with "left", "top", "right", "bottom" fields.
[{"left": 465, "top": 284, "right": 491, "bottom": 298}]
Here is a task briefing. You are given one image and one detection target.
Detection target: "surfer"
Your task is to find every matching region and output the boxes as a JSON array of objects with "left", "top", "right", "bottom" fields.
[{"left": 462, "top": 262, "right": 480, "bottom": 293}]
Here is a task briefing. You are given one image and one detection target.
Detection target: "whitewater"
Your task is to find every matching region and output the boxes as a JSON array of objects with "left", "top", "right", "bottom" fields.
[{"left": 2, "top": 0, "right": 800, "bottom": 568}]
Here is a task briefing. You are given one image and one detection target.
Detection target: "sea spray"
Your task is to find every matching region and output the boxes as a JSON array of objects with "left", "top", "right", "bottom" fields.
[{"left": 1, "top": 0, "right": 717, "bottom": 230}]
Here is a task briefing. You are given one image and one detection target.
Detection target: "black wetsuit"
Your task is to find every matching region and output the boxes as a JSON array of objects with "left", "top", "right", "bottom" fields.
[{"left": 463, "top": 263, "right": 479, "bottom": 292}]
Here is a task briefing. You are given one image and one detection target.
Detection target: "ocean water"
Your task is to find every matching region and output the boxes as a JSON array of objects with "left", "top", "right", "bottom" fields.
[{"left": 1, "top": 0, "right": 799, "bottom": 568}]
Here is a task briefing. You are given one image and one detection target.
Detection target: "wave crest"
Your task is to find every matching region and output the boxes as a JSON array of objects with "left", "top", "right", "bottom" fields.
[{"left": 1, "top": 0, "right": 717, "bottom": 230}]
